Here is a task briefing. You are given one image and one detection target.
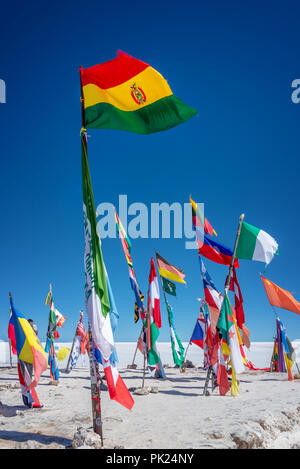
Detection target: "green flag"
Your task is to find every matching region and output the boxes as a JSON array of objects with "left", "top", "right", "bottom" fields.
[
  {"left": 236, "top": 221, "right": 278, "bottom": 265},
  {"left": 162, "top": 277, "right": 176, "bottom": 296},
  {"left": 166, "top": 301, "right": 184, "bottom": 366}
]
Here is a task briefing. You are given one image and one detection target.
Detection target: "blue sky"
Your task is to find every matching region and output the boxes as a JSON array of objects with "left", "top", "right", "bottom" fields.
[{"left": 0, "top": 1, "right": 300, "bottom": 346}]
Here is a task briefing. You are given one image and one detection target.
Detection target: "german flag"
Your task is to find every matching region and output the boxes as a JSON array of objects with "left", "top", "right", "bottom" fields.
[
  {"left": 155, "top": 252, "right": 186, "bottom": 284},
  {"left": 80, "top": 51, "right": 197, "bottom": 134}
]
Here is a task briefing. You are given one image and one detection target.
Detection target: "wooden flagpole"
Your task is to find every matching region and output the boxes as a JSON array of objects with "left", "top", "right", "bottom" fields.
[
  {"left": 203, "top": 213, "right": 245, "bottom": 396},
  {"left": 80, "top": 66, "right": 103, "bottom": 444}
]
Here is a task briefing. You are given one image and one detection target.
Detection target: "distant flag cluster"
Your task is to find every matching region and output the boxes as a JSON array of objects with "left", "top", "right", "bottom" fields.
[
  {"left": 114, "top": 209, "right": 145, "bottom": 323},
  {"left": 70, "top": 311, "right": 89, "bottom": 370},
  {"left": 272, "top": 317, "right": 296, "bottom": 380},
  {"left": 45, "top": 287, "right": 66, "bottom": 381},
  {"left": 189, "top": 301, "right": 213, "bottom": 369}
]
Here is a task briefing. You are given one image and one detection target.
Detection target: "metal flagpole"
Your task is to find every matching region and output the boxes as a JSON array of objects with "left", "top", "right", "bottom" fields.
[
  {"left": 80, "top": 66, "right": 103, "bottom": 444},
  {"left": 203, "top": 213, "right": 245, "bottom": 396}
]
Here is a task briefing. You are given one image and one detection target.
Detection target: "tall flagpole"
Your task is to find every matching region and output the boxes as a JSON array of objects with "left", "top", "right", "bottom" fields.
[
  {"left": 203, "top": 213, "right": 245, "bottom": 396},
  {"left": 80, "top": 66, "right": 103, "bottom": 444}
]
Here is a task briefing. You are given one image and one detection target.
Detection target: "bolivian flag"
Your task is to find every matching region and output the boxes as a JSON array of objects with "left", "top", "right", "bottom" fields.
[{"left": 80, "top": 51, "right": 197, "bottom": 134}]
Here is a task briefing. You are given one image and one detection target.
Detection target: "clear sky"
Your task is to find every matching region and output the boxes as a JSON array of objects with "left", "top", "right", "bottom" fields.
[{"left": 0, "top": 1, "right": 299, "bottom": 346}]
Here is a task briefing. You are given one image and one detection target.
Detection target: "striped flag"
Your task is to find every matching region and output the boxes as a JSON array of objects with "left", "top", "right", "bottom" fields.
[
  {"left": 147, "top": 258, "right": 161, "bottom": 365},
  {"left": 82, "top": 138, "right": 113, "bottom": 360},
  {"left": 80, "top": 51, "right": 196, "bottom": 135},
  {"left": 8, "top": 308, "right": 17, "bottom": 355},
  {"left": 217, "top": 294, "right": 245, "bottom": 377},
  {"left": 200, "top": 258, "right": 223, "bottom": 333},
  {"left": 189, "top": 196, "right": 217, "bottom": 238},
  {"left": 81, "top": 137, "right": 133, "bottom": 409},
  {"left": 228, "top": 267, "right": 245, "bottom": 329},
  {"left": 10, "top": 296, "right": 47, "bottom": 390},
  {"left": 103, "top": 361, "right": 134, "bottom": 410},
  {"left": 115, "top": 208, "right": 145, "bottom": 322},
  {"left": 155, "top": 251, "right": 186, "bottom": 284},
  {"left": 210, "top": 334, "right": 230, "bottom": 396}
]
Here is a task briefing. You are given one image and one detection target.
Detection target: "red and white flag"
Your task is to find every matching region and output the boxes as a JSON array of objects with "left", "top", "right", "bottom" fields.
[
  {"left": 210, "top": 334, "right": 230, "bottom": 396},
  {"left": 103, "top": 361, "right": 134, "bottom": 410},
  {"left": 228, "top": 267, "right": 245, "bottom": 329}
]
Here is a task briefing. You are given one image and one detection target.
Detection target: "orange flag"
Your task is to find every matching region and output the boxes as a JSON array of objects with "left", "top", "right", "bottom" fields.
[{"left": 261, "top": 275, "right": 300, "bottom": 316}]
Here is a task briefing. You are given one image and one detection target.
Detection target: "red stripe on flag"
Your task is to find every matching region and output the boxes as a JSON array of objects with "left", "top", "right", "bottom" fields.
[{"left": 81, "top": 51, "right": 149, "bottom": 90}]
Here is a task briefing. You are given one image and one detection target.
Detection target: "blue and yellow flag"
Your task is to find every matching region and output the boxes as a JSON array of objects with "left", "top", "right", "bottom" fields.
[{"left": 10, "top": 296, "right": 47, "bottom": 388}]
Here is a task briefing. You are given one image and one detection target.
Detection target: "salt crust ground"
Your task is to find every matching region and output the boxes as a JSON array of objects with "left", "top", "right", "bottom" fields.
[{"left": 0, "top": 365, "right": 300, "bottom": 449}]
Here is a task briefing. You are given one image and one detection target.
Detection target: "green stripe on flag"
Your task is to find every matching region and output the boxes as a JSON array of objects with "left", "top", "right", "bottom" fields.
[
  {"left": 85, "top": 95, "right": 197, "bottom": 135},
  {"left": 148, "top": 322, "right": 160, "bottom": 365},
  {"left": 217, "top": 294, "right": 234, "bottom": 343},
  {"left": 236, "top": 221, "right": 260, "bottom": 260}
]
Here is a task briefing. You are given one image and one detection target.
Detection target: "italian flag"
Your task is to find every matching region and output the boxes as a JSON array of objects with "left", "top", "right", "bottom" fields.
[
  {"left": 147, "top": 258, "right": 161, "bottom": 365},
  {"left": 236, "top": 221, "right": 278, "bottom": 265},
  {"left": 82, "top": 137, "right": 114, "bottom": 360}
]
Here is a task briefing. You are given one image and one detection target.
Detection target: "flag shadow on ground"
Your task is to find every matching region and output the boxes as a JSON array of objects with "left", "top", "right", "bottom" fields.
[
  {"left": 0, "top": 404, "right": 27, "bottom": 417},
  {"left": 158, "top": 389, "right": 199, "bottom": 397},
  {"left": 0, "top": 430, "right": 72, "bottom": 448}
]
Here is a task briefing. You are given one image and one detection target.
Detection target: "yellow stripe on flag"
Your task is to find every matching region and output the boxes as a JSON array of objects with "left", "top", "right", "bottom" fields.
[
  {"left": 158, "top": 267, "right": 186, "bottom": 284},
  {"left": 57, "top": 347, "right": 70, "bottom": 362},
  {"left": 231, "top": 369, "right": 240, "bottom": 397},
  {"left": 18, "top": 318, "right": 47, "bottom": 364},
  {"left": 222, "top": 341, "right": 231, "bottom": 357},
  {"left": 83, "top": 66, "right": 173, "bottom": 112}
]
